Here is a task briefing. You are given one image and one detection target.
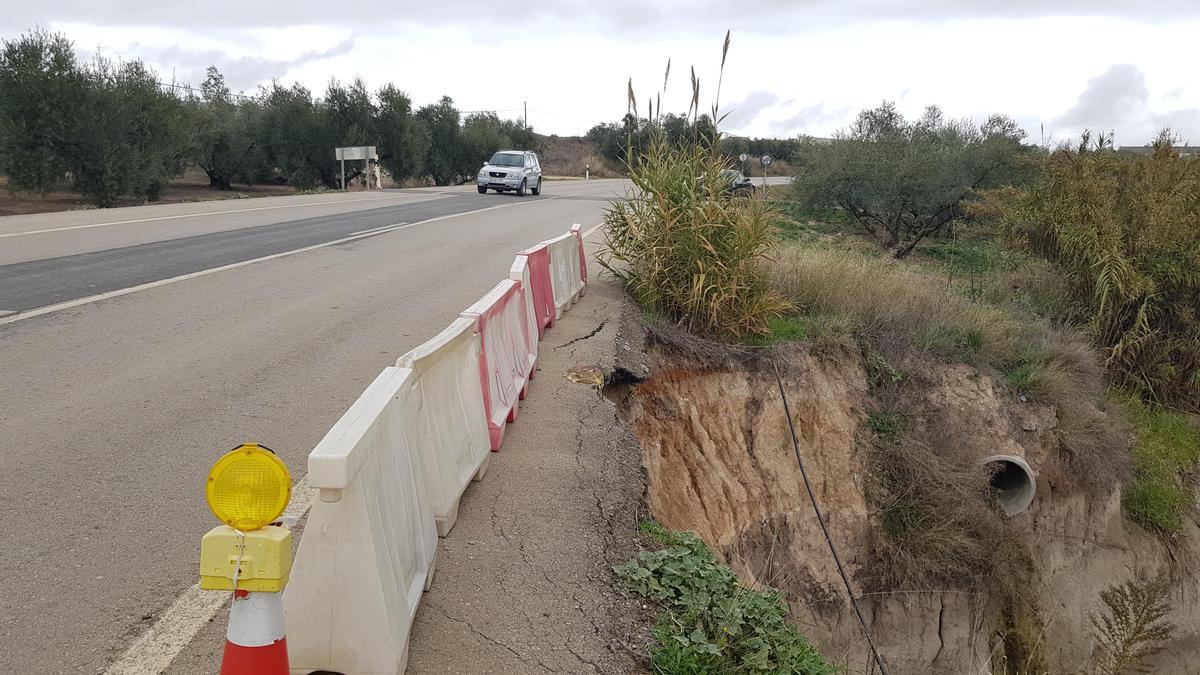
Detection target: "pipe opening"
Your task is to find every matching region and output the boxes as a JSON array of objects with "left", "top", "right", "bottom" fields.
[{"left": 983, "top": 455, "right": 1036, "bottom": 516}]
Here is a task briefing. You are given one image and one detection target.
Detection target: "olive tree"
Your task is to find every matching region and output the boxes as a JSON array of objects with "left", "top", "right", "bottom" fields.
[{"left": 792, "top": 102, "right": 1028, "bottom": 258}]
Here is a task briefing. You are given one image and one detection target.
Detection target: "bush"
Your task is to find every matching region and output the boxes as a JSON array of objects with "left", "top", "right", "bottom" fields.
[
  {"left": 614, "top": 523, "right": 836, "bottom": 674},
  {"left": 790, "top": 102, "right": 1028, "bottom": 258},
  {"left": 979, "top": 133, "right": 1200, "bottom": 410},
  {"left": 601, "top": 134, "right": 788, "bottom": 339}
]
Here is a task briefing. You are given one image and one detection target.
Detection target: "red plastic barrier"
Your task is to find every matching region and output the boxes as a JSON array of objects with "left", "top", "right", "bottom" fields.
[
  {"left": 462, "top": 279, "right": 537, "bottom": 450},
  {"left": 518, "top": 243, "right": 555, "bottom": 339},
  {"left": 570, "top": 223, "right": 589, "bottom": 286}
]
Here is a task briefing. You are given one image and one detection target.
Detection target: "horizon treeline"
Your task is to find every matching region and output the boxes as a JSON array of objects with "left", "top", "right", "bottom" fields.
[{"left": 0, "top": 28, "right": 536, "bottom": 205}]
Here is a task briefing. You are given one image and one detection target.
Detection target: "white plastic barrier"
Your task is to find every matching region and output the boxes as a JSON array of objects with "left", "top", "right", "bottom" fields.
[
  {"left": 462, "top": 279, "right": 537, "bottom": 450},
  {"left": 285, "top": 366, "right": 437, "bottom": 675},
  {"left": 544, "top": 232, "right": 585, "bottom": 319},
  {"left": 397, "top": 317, "right": 492, "bottom": 537},
  {"left": 509, "top": 255, "right": 542, "bottom": 360}
]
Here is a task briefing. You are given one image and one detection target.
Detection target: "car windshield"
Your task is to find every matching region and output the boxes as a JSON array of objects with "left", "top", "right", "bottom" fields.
[{"left": 489, "top": 153, "right": 524, "bottom": 167}]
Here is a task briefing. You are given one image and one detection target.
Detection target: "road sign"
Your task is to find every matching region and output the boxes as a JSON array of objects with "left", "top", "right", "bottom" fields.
[
  {"left": 760, "top": 154, "right": 773, "bottom": 167},
  {"left": 335, "top": 146, "right": 377, "bottom": 161},
  {"left": 738, "top": 153, "right": 748, "bottom": 162}
]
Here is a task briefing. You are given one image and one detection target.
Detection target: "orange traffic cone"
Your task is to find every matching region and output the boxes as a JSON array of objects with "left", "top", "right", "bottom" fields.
[{"left": 221, "top": 589, "right": 289, "bottom": 674}]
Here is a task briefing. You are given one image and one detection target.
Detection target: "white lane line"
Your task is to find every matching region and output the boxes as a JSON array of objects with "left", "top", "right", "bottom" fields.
[
  {"left": 0, "top": 202, "right": 525, "bottom": 327},
  {"left": 0, "top": 193, "right": 436, "bottom": 239},
  {"left": 103, "top": 478, "right": 316, "bottom": 675}
]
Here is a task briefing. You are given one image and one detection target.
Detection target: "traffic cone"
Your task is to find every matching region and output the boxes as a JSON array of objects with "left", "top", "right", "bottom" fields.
[{"left": 221, "top": 589, "right": 289, "bottom": 674}]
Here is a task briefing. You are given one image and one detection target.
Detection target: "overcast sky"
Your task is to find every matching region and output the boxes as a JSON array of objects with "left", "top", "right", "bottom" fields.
[{"left": 5, "top": 2, "right": 1200, "bottom": 146}]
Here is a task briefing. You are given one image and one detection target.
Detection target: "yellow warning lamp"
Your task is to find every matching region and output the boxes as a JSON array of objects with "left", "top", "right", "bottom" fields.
[
  {"left": 205, "top": 443, "right": 292, "bottom": 532},
  {"left": 200, "top": 443, "right": 294, "bottom": 592}
]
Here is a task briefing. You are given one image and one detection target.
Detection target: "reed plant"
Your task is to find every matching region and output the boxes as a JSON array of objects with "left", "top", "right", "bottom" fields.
[{"left": 599, "top": 33, "right": 788, "bottom": 340}]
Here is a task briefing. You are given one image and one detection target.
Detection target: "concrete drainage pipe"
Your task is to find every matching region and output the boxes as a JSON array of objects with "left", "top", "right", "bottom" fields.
[{"left": 983, "top": 455, "right": 1036, "bottom": 516}]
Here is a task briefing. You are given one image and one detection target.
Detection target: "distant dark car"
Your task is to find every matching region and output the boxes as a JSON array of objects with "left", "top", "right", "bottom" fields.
[{"left": 721, "top": 169, "right": 755, "bottom": 196}]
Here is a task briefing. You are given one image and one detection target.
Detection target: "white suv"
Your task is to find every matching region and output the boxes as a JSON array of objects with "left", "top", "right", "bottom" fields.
[{"left": 477, "top": 150, "right": 543, "bottom": 196}]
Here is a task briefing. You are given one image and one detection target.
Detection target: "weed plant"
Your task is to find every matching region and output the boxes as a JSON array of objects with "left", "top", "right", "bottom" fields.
[{"left": 615, "top": 522, "right": 837, "bottom": 674}]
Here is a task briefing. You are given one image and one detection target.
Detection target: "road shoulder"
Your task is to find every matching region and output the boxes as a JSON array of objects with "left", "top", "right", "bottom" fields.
[{"left": 406, "top": 270, "right": 651, "bottom": 674}]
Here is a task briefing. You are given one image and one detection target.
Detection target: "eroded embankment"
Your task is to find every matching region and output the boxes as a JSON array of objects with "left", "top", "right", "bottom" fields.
[{"left": 607, "top": 331, "right": 1200, "bottom": 674}]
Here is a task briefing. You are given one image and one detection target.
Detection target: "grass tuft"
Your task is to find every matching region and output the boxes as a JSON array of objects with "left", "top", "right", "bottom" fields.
[{"left": 1120, "top": 395, "right": 1200, "bottom": 535}]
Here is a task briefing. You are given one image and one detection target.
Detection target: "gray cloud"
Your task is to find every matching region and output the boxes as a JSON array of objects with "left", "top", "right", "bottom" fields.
[
  {"left": 1052, "top": 64, "right": 1200, "bottom": 145},
  {"left": 722, "top": 90, "right": 777, "bottom": 130},
  {"left": 770, "top": 103, "right": 850, "bottom": 136},
  {"left": 1057, "top": 64, "right": 1148, "bottom": 130},
  {"left": 101, "top": 36, "right": 356, "bottom": 93},
  {"left": 4, "top": 0, "right": 1200, "bottom": 35}
]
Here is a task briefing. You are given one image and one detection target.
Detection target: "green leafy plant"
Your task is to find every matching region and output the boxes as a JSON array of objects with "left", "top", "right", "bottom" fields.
[
  {"left": 615, "top": 523, "right": 837, "bottom": 674},
  {"left": 1089, "top": 577, "right": 1176, "bottom": 674}
]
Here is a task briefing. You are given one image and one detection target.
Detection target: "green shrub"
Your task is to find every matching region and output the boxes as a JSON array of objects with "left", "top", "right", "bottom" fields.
[
  {"left": 1120, "top": 395, "right": 1200, "bottom": 534},
  {"left": 790, "top": 102, "right": 1029, "bottom": 259},
  {"left": 615, "top": 523, "right": 837, "bottom": 674},
  {"left": 979, "top": 133, "right": 1200, "bottom": 410},
  {"left": 599, "top": 59, "right": 788, "bottom": 339}
]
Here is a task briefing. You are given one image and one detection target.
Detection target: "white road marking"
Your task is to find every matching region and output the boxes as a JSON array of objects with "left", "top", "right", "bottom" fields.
[
  {"left": 349, "top": 221, "right": 408, "bottom": 237},
  {"left": 97, "top": 207, "right": 594, "bottom": 673},
  {"left": 102, "top": 479, "right": 316, "bottom": 675},
  {"left": 0, "top": 201, "right": 525, "bottom": 327},
  {"left": 0, "top": 193, "right": 435, "bottom": 239}
]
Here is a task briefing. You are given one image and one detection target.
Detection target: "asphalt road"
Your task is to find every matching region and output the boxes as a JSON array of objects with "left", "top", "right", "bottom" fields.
[{"left": 0, "top": 180, "right": 627, "bottom": 674}]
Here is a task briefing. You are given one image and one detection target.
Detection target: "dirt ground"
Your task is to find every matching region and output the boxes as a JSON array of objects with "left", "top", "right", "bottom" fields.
[{"left": 0, "top": 169, "right": 299, "bottom": 217}]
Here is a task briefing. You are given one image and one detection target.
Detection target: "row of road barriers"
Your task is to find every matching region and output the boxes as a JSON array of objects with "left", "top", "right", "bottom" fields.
[{"left": 284, "top": 224, "right": 590, "bottom": 675}]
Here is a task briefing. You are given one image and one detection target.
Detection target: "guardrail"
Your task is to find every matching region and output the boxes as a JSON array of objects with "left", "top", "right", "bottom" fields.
[
  {"left": 544, "top": 232, "right": 585, "bottom": 319},
  {"left": 516, "top": 243, "right": 555, "bottom": 339},
  {"left": 397, "top": 317, "right": 492, "bottom": 537},
  {"left": 285, "top": 366, "right": 438, "bottom": 675},
  {"left": 284, "top": 224, "right": 591, "bottom": 675}
]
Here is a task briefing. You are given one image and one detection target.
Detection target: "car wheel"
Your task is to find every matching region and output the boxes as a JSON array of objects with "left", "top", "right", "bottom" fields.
[
  {"left": 477, "top": 186, "right": 487, "bottom": 194},
  {"left": 531, "top": 178, "right": 541, "bottom": 196},
  {"left": 517, "top": 179, "right": 527, "bottom": 197}
]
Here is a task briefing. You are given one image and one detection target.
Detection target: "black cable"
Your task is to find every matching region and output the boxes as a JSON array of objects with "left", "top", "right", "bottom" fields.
[{"left": 771, "top": 358, "right": 889, "bottom": 675}]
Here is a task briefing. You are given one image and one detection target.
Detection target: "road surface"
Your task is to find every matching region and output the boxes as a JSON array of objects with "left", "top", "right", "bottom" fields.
[{"left": 0, "top": 180, "right": 626, "bottom": 674}]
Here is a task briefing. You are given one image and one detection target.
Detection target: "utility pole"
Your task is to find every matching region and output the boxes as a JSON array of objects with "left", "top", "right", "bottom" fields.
[{"left": 524, "top": 100, "right": 528, "bottom": 132}]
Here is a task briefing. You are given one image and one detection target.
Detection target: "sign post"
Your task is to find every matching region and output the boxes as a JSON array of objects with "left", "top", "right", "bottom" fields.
[
  {"left": 759, "top": 154, "right": 773, "bottom": 190},
  {"left": 334, "top": 146, "right": 378, "bottom": 192}
]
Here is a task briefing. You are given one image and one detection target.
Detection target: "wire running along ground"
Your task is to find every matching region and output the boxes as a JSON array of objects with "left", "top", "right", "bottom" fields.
[{"left": 770, "top": 358, "right": 889, "bottom": 675}]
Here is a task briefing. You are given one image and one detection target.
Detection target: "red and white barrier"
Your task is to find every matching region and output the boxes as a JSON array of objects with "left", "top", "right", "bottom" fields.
[
  {"left": 517, "top": 243, "right": 555, "bottom": 338},
  {"left": 570, "top": 223, "right": 589, "bottom": 292},
  {"left": 284, "top": 224, "right": 591, "bottom": 672},
  {"left": 508, "top": 255, "right": 542, "bottom": 367},
  {"left": 285, "top": 367, "right": 437, "bottom": 675},
  {"left": 221, "top": 590, "right": 288, "bottom": 675},
  {"left": 462, "top": 279, "right": 537, "bottom": 451},
  {"left": 397, "top": 318, "right": 492, "bottom": 537},
  {"left": 544, "top": 232, "right": 585, "bottom": 319}
]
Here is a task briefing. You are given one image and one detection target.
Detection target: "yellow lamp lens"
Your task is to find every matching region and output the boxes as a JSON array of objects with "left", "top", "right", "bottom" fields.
[{"left": 205, "top": 443, "right": 292, "bottom": 531}]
